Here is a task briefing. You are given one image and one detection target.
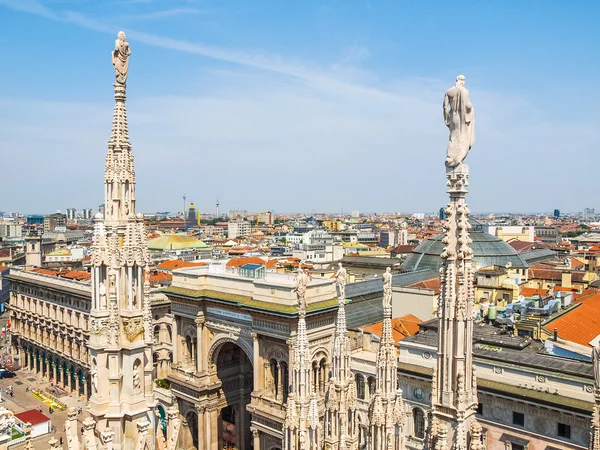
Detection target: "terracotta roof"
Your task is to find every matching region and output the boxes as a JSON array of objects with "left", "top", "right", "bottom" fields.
[
  {"left": 15, "top": 410, "right": 50, "bottom": 425},
  {"left": 406, "top": 278, "right": 441, "bottom": 294},
  {"left": 390, "top": 244, "right": 417, "bottom": 254},
  {"left": 363, "top": 314, "right": 422, "bottom": 344},
  {"left": 156, "top": 259, "right": 206, "bottom": 271},
  {"left": 508, "top": 240, "right": 535, "bottom": 254},
  {"left": 226, "top": 257, "right": 266, "bottom": 269},
  {"left": 61, "top": 271, "right": 91, "bottom": 281},
  {"left": 520, "top": 287, "right": 549, "bottom": 297},
  {"left": 31, "top": 268, "right": 58, "bottom": 277},
  {"left": 528, "top": 267, "right": 586, "bottom": 283},
  {"left": 571, "top": 258, "right": 585, "bottom": 269},
  {"left": 150, "top": 271, "right": 172, "bottom": 284},
  {"left": 546, "top": 291, "right": 600, "bottom": 346}
]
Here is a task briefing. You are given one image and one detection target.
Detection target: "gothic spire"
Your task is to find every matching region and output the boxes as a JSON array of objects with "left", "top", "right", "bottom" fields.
[
  {"left": 590, "top": 345, "right": 600, "bottom": 450},
  {"left": 324, "top": 263, "right": 359, "bottom": 449},
  {"left": 369, "top": 267, "right": 405, "bottom": 450},
  {"left": 284, "top": 266, "right": 320, "bottom": 450},
  {"left": 430, "top": 75, "right": 480, "bottom": 450}
]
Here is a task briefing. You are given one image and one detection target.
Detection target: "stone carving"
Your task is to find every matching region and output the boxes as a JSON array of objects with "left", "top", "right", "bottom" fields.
[
  {"left": 335, "top": 262, "right": 348, "bottom": 301},
  {"left": 90, "top": 318, "right": 107, "bottom": 336},
  {"left": 444, "top": 75, "right": 475, "bottom": 167},
  {"left": 123, "top": 317, "right": 144, "bottom": 342},
  {"left": 91, "top": 363, "right": 98, "bottom": 394},
  {"left": 382, "top": 267, "right": 392, "bottom": 308},
  {"left": 293, "top": 265, "right": 309, "bottom": 313},
  {"left": 133, "top": 360, "right": 141, "bottom": 394},
  {"left": 112, "top": 31, "right": 131, "bottom": 84}
]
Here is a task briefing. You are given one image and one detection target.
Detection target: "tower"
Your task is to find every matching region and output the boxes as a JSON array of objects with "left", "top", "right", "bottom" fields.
[
  {"left": 324, "top": 263, "right": 359, "bottom": 450},
  {"left": 283, "top": 267, "right": 320, "bottom": 450},
  {"left": 368, "top": 267, "right": 405, "bottom": 450},
  {"left": 215, "top": 196, "right": 220, "bottom": 218},
  {"left": 430, "top": 75, "right": 481, "bottom": 450},
  {"left": 87, "top": 31, "right": 154, "bottom": 450},
  {"left": 25, "top": 235, "right": 43, "bottom": 267}
]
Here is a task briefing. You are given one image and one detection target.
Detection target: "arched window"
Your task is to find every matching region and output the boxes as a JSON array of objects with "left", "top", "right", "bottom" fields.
[
  {"left": 356, "top": 374, "right": 366, "bottom": 400},
  {"left": 413, "top": 408, "right": 425, "bottom": 439},
  {"left": 154, "top": 326, "right": 160, "bottom": 344},
  {"left": 368, "top": 376, "right": 376, "bottom": 398}
]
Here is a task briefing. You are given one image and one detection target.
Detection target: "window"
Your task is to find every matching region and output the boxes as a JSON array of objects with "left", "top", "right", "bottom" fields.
[
  {"left": 512, "top": 411, "right": 525, "bottom": 427},
  {"left": 557, "top": 423, "right": 571, "bottom": 439},
  {"left": 413, "top": 408, "right": 425, "bottom": 439},
  {"left": 356, "top": 374, "right": 366, "bottom": 400},
  {"left": 511, "top": 444, "right": 524, "bottom": 450},
  {"left": 476, "top": 403, "right": 483, "bottom": 415}
]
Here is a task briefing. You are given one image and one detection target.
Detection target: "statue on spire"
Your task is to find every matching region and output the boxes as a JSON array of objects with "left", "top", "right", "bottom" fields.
[
  {"left": 293, "top": 265, "right": 309, "bottom": 314},
  {"left": 112, "top": 31, "right": 131, "bottom": 84},
  {"left": 444, "top": 75, "right": 475, "bottom": 168}
]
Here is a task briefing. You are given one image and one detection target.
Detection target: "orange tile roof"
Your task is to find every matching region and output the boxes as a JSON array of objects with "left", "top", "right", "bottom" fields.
[
  {"left": 363, "top": 314, "right": 422, "bottom": 344},
  {"left": 150, "top": 271, "right": 172, "bottom": 284},
  {"left": 31, "top": 268, "right": 58, "bottom": 276},
  {"left": 61, "top": 271, "right": 91, "bottom": 281},
  {"left": 226, "top": 257, "right": 266, "bottom": 268},
  {"left": 546, "top": 291, "right": 600, "bottom": 346},
  {"left": 156, "top": 259, "right": 206, "bottom": 271},
  {"left": 406, "top": 278, "right": 441, "bottom": 294},
  {"left": 520, "top": 287, "right": 549, "bottom": 297}
]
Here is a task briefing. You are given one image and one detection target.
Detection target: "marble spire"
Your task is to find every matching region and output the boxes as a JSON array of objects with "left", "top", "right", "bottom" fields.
[
  {"left": 284, "top": 266, "right": 320, "bottom": 450},
  {"left": 86, "top": 31, "right": 155, "bottom": 450},
  {"left": 429, "top": 76, "right": 481, "bottom": 450},
  {"left": 324, "top": 263, "right": 359, "bottom": 449},
  {"left": 369, "top": 267, "right": 405, "bottom": 450}
]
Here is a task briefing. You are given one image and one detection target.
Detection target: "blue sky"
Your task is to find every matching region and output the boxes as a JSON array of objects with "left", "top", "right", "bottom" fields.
[{"left": 1, "top": 0, "right": 599, "bottom": 215}]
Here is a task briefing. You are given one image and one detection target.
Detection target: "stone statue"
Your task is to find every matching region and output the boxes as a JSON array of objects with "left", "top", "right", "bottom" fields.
[
  {"left": 382, "top": 267, "right": 392, "bottom": 308},
  {"left": 133, "top": 361, "right": 141, "bottom": 394},
  {"left": 444, "top": 75, "right": 475, "bottom": 167},
  {"left": 112, "top": 31, "right": 131, "bottom": 84},
  {"left": 293, "top": 266, "right": 309, "bottom": 313},
  {"left": 99, "top": 282, "right": 107, "bottom": 309},
  {"left": 91, "top": 364, "right": 98, "bottom": 393},
  {"left": 335, "top": 262, "right": 348, "bottom": 302}
]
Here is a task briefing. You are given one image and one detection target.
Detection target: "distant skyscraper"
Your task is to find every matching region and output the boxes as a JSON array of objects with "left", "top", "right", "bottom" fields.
[
  {"left": 82, "top": 208, "right": 93, "bottom": 220},
  {"left": 216, "top": 197, "right": 220, "bottom": 218},
  {"left": 583, "top": 208, "right": 596, "bottom": 221},
  {"left": 553, "top": 209, "right": 560, "bottom": 219},
  {"left": 187, "top": 203, "right": 199, "bottom": 228},
  {"left": 439, "top": 206, "right": 448, "bottom": 220},
  {"left": 66, "top": 208, "right": 77, "bottom": 221}
]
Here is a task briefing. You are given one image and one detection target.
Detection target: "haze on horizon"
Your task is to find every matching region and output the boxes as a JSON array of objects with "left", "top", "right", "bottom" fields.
[{"left": 0, "top": 0, "right": 598, "bottom": 216}]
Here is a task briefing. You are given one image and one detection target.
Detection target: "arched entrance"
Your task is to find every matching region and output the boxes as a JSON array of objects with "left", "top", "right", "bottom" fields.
[{"left": 213, "top": 341, "right": 253, "bottom": 450}]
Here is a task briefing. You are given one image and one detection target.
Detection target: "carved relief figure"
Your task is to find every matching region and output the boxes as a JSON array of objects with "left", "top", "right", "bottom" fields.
[
  {"left": 444, "top": 75, "right": 475, "bottom": 167},
  {"left": 293, "top": 266, "right": 309, "bottom": 313},
  {"left": 133, "top": 360, "right": 141, "bottom": 394},
  {"left": 91, "top": 363, "right": 98, "bottom": 394},
  {"left": 112, "top": 31, "right": 131, "bottom": 84}
]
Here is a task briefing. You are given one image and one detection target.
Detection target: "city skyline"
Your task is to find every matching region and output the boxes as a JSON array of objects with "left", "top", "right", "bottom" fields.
[{"left": 1, "top": 0, "right": 599, "bottom": 214}]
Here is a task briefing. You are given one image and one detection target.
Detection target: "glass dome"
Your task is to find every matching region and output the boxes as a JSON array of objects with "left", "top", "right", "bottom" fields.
[{"left": 402, "top": 219, "right": 528, "bottom": 272}]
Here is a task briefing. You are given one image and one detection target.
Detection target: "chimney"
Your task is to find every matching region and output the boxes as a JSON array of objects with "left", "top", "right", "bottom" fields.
[
  {"left": 553, "top": 328, "right": 558, "bottom": 341},
  {"left": 561, "top": 271, "right": 572, "bottom": 289}
]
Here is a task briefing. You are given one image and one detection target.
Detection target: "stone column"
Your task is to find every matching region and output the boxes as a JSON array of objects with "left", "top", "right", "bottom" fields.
[
  {"left": 205, "top": 407, "right": 212, "bottom": 450},
  {"left": 53, "top": 363, "right": 57, "bottom": 383},
  {"left": 251, "top": 426, "right": 260, "bottom": 450},
  {"left": 263, "top": 362, "right": 270, "bottom": 395},
  {"left": 252, "top": 333, "right": 260, "bottom": 392},
  {"left": 83, "top": 375, "right": 88, "bottom": 398},
  {"left": 196, "top": 406, "right": 206, "bottom": 449},
  {"left": 172, "top": 317, "right": 178, "bottom": 365},
  {"left": 46, "top": 359, "right": 51, "bottom": 381},
  {"left": 75, "top": 371, "right": 80, "bottom": 395},
  {"left": 277, "top": 363, "right": 283, "bottom": 401},
  {"left": 195, "top": 313, "right": 205, "bottom": 373}
]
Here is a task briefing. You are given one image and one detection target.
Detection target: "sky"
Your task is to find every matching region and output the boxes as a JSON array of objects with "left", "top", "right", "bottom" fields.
[{"left": 0, "top": 0, "right": 599, "bottom": 215}]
